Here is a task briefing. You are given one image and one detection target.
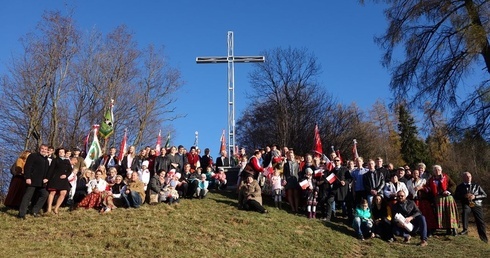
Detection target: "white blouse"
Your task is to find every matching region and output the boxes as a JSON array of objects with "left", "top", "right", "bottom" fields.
[{"left": 87, "top": 179, "right": 108, "bottom": 194}]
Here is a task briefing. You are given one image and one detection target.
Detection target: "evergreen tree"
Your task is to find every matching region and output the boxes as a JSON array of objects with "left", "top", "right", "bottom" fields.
[{"left": 398, "top": 105, "right": 428, "bottom": 167}]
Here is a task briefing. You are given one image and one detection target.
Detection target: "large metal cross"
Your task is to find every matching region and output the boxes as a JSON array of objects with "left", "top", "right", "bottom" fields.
[{"left": 196, "top": 31, "right": 265, "bottom": 160}]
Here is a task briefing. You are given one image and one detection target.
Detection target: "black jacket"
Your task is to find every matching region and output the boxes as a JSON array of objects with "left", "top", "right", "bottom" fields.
[{"left": 23, "top": 152, "right": 49, "bottom": 187}]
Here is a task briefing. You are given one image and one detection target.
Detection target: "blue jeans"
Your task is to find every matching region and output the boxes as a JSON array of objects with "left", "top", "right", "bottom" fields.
[
  {"left": 121, "top": 191, "right": 142, "bottom": 208},
  {"left": 352, "top": 217, "right": 372, "bottom": 236}
]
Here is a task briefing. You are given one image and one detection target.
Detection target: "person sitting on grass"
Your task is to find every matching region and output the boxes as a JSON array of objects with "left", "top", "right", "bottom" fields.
[
  {"left": 392, "top": 190, "right": 428, "bottom": 247},
  {"left": 111, "top": 175, "right": 126, "bottom": 207},
  {"left": 196, "top": 173, "right": 209, "bottom": 199},
  {"left": 121, "top": 171, "right": 146, "bottom": 208},
  {"left": 149, "top": 169, "right": 167, "bottom": 204},
  {"left": 214, "top": 167, "right": 227, "bottom": 190},
  {"left": 371, "top": 194, "right": 394, "bottom": 242},
  {"left": 352, "top": 199, "right": 374, "bottom": 241},
  {"left": 238, "top": 173, "right": 268, "bottom": 214}
]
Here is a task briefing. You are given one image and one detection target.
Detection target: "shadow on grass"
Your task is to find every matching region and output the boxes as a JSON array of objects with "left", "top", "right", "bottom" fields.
[{"left": 208, "top": 188, "right": 240, "bottom": 208}]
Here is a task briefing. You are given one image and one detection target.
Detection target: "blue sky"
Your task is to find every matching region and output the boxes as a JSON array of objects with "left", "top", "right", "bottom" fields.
[{"left": 0, "top": 1, "right": 392, "bottom": 154}]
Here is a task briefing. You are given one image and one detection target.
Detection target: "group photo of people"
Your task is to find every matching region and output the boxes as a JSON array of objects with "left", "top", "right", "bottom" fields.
[{"left": 3, "top": 142, "right": 488, "bottom": 247}]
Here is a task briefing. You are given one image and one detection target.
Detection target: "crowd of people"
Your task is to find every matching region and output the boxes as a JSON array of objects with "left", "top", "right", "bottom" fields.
[{"left": 3, "top": 143, "right": 488, "bottom": 246}]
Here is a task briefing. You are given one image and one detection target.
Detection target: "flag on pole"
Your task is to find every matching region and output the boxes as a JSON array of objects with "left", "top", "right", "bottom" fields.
[
  {"left": 352, "top": 139, "right": 359, "bottom": 160},
  {"left": 118, "top": 129, "right": 127, "bottom": 163},
  {"left": 155, "top": 130, "right": 162, "bottom": 156},
  {"left": 99, "top": 99, "right": 114, "bottom": 139},
  {"left": 336, "top": 149, "right": 343, "bottom": 164},
  {"left": 314, "top": 124, "right": 323, "bottom": 157},
  {"left": 219, "top": 129, "right": 226, "bottom": 153},
  {"left": 84, "top": 125, "right": 103, "bottom": 168},
  {"left": 164, "top": 133, "right": 171, "bottom": 149},
  {"left": 83, "top": 129, "right": 91, "bottom": 154},
  {"left": 194, "top": 131, "right": 199, "bottom": 148}
]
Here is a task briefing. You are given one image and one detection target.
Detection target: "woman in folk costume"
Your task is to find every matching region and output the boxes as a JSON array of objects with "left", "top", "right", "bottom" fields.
[
  {"left": 407, "top": 169, "right": 437, "bottom": 235},
  {"left": 78, "top": 169, "right": 115, "bottom": 211},
  {"left": 426, "top": 165, "right": 459, "bottom": 236},
  {"left": 4, "top": 150, "right": 31, "bottom": 209}
]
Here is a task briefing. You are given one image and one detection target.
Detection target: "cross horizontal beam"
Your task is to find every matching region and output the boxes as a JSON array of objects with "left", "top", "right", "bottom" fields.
[{"left": 196, "top": 56, "right": 265, "bottom": 64}]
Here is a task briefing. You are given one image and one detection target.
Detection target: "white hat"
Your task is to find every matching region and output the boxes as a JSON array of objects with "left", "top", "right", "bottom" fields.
[
  {"left": 306, "top": 168, "right": 313, "bottom": 175},
  {"left": 142, "top": 160, "right": 149, "bottom": 167},
  {"left": 175, "top": 172, "right": 181, "bottom": 179}
]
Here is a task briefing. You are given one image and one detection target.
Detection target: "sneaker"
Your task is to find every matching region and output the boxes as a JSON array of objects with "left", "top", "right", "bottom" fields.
[
  {"left": 418, "top": 240, "right": 428, "bottom": 247},
  {"left": 104, "top": 208, "right": 111, "bottom": 213},
  {"left": 358, "top": 234, "right": 365, "bottom": 241},
  {"left": 459, "top": 230, "right": 468, "bottom": 235}
]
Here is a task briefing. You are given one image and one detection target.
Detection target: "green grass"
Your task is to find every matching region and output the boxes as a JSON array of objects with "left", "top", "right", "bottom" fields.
[{"left": 1, "top": 191, "right": 489, "bottom": 257}]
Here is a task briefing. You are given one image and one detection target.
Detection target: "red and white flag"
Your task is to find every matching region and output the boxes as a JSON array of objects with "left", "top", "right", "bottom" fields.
[
  {"left": 314, "top": 168, "right": 324, "bottom": 178},
  {"left": 155, "top": 130, "right": 162, "bottom": 156},
  {"left": 299, "top": 179, "right": 310, "bottom": 190},
  {"left": 326, "top": 173, "right": 338, "bottom": 184},
  {"left": 314, "top": 124, "right": 323, "bottom": 157},
  {"left": 118, "top": 129, "right": 127, "bottom": 163},
  {"left": 352, "top": 139, "right": 359, "bottom": 160},
  {"left": 219, "top": 129, "right": 226, "bottom": 153}
]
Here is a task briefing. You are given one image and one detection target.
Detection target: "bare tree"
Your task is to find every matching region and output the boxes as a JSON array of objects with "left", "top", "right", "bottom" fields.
[
  {"left": 240, "top": 47, "right": 330, "bottom": 154},
  {"left": 132, "top": 44, "right": 183, "bottom": 147}
]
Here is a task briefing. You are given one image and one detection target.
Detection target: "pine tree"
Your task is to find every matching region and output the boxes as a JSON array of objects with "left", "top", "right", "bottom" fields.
[{"left": 397, "top": 105, "right": 428, "bottom": 167}]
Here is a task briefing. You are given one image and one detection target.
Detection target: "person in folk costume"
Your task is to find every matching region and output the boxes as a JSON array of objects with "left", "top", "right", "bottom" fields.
[
  {"left": 425, "top": 165, "right": 459, "bottom": 236},
  {"left": 302, "top": 168, "right": 319, "bottom": 219}
]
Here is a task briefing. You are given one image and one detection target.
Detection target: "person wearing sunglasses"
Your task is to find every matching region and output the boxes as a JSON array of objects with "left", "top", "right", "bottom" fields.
[{"left": 392, "top": 190, "right": 428, "bottom": 246}]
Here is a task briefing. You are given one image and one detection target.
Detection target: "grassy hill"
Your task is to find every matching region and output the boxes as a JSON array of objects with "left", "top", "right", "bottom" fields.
[{"left": 1, "top": 190, "right": 489, "bottom": 257}]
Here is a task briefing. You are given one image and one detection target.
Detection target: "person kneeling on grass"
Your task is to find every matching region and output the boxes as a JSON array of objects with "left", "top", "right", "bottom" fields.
[
  {"left": 238, "top": 173, "right": 268, "bottom": 214},
  {"left": 392, "top": 190, "right": 428, "bottom": 247},
  {"left": 214, "top": 167, "right": 227, "bottom": 190},
  {"left": 352, "top": 199, "right": 374, "bottom": 241},
  {"left": 196, "top": 173, "right": 209, "bottom": 199},
  {"left": 121, "top": 171, "right": 146, "bottom": 208}
]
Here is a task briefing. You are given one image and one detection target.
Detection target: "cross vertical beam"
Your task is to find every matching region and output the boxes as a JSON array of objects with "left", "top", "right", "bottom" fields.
[{"left": 197, "top": 31, "right": 265, "bottom": 160}]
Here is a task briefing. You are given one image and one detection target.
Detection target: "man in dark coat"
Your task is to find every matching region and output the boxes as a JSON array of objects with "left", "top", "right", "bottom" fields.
[
  {"left": 454, "top": 172, "right": 488, "bottom": 243},
  {"left": 18, "top": 144, "right": 50, "bottom": 219}
]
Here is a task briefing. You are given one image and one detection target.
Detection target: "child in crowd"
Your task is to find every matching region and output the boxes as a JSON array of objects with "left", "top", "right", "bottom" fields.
[
  {"left": 162, "top": 172, "right": 180, "bottom": 205},
  {"left": 138, "top": 160, "right": 151, "bottom": 191},
  {"left": 67, "top": 168, "right": 78, "bottom": 206},
  {"left": 302, "top": 168, "right": 318, "bottom": 219},
  {"left": 352, "top": 199, "right": 374, "bottom": 241},
  {"left": 271, "top": 166, "right": 284, "bottom": 209},
  {"left": 214, "top": 167, "right": 227, "bottom": 190},
  {"left": 196, "top": 173, "right": 209, "bottom": 199},
  {"left": 203, "top": 166, "right": 214, "bottom": 188}
]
